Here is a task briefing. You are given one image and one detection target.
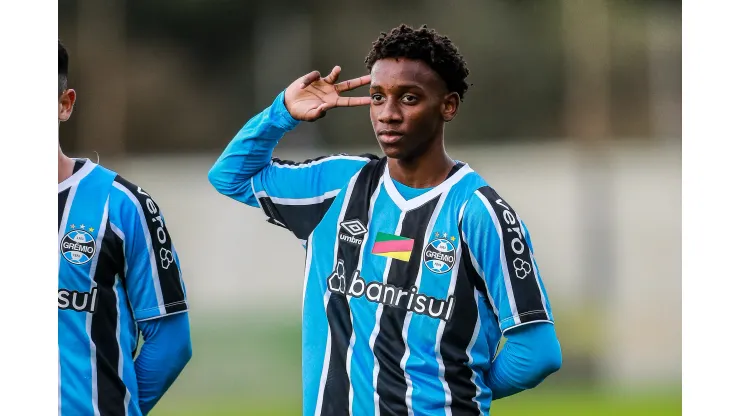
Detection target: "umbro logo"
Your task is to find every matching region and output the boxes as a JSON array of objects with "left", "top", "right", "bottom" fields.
[{"left": 339, "top": 219, "right": 367, "bottom": 246}]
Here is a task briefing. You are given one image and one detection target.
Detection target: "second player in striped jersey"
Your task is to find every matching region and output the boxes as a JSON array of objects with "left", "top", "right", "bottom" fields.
[{"left": 58, "top": 40, "right": 191, "bottom": 416}]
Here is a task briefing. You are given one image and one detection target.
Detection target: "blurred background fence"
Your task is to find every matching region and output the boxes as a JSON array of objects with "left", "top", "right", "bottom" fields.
[{"left": 59, "top": 0, "right": 681, "bottom": 414}]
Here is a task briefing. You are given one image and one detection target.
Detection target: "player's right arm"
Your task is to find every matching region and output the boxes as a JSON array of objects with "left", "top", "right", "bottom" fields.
[{"left": 208, "top": 66, "right": 372, "bottom": 241}]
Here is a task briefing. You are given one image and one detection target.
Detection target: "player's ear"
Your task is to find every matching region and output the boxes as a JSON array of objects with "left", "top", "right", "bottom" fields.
[
  {"left": 441, "top": 92, "right": 460, "bottom": 122},
  {"left": 59, "top": 89, "right": 76, "bottom": 122}
]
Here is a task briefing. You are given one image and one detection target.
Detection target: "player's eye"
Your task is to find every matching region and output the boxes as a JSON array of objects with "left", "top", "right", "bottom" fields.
[
  {"left": 401, "top": 94, "right": 418, "bottom": 104},
  {"left": 371, "top": 94, "right": 384, "bottom": 103}
]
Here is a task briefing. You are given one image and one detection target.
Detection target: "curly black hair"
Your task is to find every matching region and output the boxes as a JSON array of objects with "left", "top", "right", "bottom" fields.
[{"left": 364, "top": 24, "right": 470, "bottom": 101}]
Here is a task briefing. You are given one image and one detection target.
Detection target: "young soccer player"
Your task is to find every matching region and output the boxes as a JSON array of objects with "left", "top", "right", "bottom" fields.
[
  {"left": 58, "top": 40, "right": 192, "bottom": 416},
  {"left": 209, "top": 24, "right": 562, "bottom": 415}
]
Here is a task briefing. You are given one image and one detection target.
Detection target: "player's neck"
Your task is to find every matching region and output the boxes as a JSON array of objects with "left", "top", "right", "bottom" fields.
[
  {"left": 388, "top": 143, "right": 455, "bottom": 189},
  {"left": 58, "top": 146, "right": 75, "bottom": 184}
]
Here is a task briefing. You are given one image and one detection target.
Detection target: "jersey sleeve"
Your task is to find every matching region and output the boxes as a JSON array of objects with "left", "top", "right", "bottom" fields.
[
  {"left": 460, "top": 186, "right": 553, "bottom": 334},
  {"left": 111, "top": 177, "right": 188, "bottom": 322},
  {"left": 208, "top": 90, "right": 374, "bottom": 241}
]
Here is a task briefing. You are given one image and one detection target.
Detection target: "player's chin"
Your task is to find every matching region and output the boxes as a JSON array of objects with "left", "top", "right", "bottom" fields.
[{"left": 378, "top": 144, "right": 408, "bottom": 160}]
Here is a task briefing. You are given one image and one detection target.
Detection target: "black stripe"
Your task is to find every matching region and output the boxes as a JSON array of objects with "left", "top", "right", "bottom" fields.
[
  {"left": 91, "top": 222, "right": 127, "bottom": 416},
  {"left": 440, "top": 240, "right": 481, "bottom": 415},
  {"left": 271, "top": 152, "right": 378, "bottom": 167},
  {"left": 446, "top": 162, "right": 465, "bottom": 179},
  {"left": 114, "top": 176, "right": 186, "bottom": 314},
  {"left": 321, "top": 158, "right": 386, "bottom": 416},
  {"left": 477, "top": 187, "right": 547, "bottom": 323},
  {"left": 73, "top": 159, "right": 85, "bottom": 174},
  {"left": 374, "top": 196, "right": 441, "bottom": 416},
  {"left": 258, "top": 196, "right": 336, "bottom": 241},
  {"left": 59, "top": 188, "right": 70, "bottom": 232},
  {"left": 261, "top": 154, "right": 380, "bottom": 240}
]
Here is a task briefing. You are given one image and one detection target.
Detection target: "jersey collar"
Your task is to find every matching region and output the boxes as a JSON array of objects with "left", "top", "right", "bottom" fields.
[
  {"left": 58, "top": 159, "right": 96, "bottom": 193},
  {"left": 382, "top": 162, "right": 473, "bottom": 211}
]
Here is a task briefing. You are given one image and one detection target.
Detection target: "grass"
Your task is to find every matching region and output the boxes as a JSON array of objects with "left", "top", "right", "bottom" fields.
[
  {"left": 150, "top": 314, "right": 680, "bottom": 415},
  {"left": 153, "top": 388, "right": 680, "bottom": 416}
]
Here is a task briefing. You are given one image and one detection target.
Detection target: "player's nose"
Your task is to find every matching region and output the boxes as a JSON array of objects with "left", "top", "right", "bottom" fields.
[{"left": 376, "top": 101, "right": 402, "bottom": 124}]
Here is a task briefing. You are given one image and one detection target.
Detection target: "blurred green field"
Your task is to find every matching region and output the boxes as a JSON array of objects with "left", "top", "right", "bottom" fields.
[
  {"left": 150, "top": 315, "right": 680, "bottom": 416},
  {"left": 153, "top": 388, "right": 680, "bottom": 416}
]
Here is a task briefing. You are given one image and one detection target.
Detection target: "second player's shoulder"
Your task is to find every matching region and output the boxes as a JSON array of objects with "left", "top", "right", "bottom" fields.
[
  {"left": 110, "top": 174, "right": 159, "bottom": 209},
  {"left": 108, "top": 174, "right": 168, "bottom": 232}
]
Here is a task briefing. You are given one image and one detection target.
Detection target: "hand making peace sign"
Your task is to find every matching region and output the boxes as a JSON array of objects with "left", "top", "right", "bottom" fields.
[{"left": 284, "top": 66, "right": 372, "bottom": 122}]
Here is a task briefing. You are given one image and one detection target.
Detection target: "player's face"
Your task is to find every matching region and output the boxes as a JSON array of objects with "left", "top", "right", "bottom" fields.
[
  {"left": 369, "top": 58, "right": 460, "bottom": 160},
  {"left": 59, "top": 89, "right": 76, "bottom": 123}
]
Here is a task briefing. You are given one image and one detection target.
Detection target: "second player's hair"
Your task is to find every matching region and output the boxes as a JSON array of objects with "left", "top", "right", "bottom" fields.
[
  {"left": 364, "top": 24, "right": 470, "bottom": 100},
  {"left": 59, "top": 40, "right": 69, "bottom": 96}
]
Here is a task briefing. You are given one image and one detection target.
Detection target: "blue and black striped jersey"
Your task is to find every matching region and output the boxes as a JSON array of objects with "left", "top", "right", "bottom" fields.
[
  {"left": 58, "top": 159, "right": 188, "bottom": 416},
  {"left": 209, "top": 93, "right": 555, "bottom": 416}
]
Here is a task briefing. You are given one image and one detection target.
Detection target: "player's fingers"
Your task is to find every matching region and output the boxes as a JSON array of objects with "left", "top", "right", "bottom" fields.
[
  {"left": 299, "top": 70, "right": 322, "bottom": 89},
  {"left": 305, "top": 106, "right": 329, "bottom": 121},
  {"left": 334, "top": 75, "right": 372, "bottom": 93},
  {"left": 335, "top": 96, "right": 372, "bottom": 107},
  {"left": 324, "top": 66, "right": 342, "bottom": 85}
]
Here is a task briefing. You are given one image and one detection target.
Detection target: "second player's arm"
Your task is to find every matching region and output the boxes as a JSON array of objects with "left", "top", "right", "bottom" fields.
[{"left": 110, "top": 178, "right": 192, "bottom": 414}]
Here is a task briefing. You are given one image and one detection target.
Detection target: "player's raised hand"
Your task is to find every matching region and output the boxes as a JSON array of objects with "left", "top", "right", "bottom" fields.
[{"left": 284, "top": 66, "right": 371, "bottom": 121}]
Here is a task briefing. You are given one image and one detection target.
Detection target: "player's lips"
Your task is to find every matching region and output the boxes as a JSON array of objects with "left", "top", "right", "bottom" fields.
[{"left": 377, "top": 129, "right": 404, "bottom": 145}]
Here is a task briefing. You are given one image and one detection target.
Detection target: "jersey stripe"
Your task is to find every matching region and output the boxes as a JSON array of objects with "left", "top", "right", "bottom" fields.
[
  {"left": 116, "top": 177, "right": 186, "bottom": 315},
  {"left": 59, "top": 188, "right": 71, "bottom": 231},
  {"left": 113, "top": 179, "right": 187, "bottom": 317},
  {"left": 374, "top": 196, "right": 441, "bottom": 416},
  {"left": 314, "top": 169, "right": 362, "bottom": 416},
  {"left": 271, "top": 154, "right": 373, "bottom": 169},
  {"left": 371, "top": 211, "right": 407, "bottom": 415},
  {"left": 440, "top": 239, "right": 481, "bottom": 415},
  {"left": 86, "top": 197, "right": 111, "bottom": 416},
  {"left": 90, "top": 220, "right": 127, "bottom": 416},
  {"left": 400, "top": 187, "right": 452, "bottom": 414},
  {"left": 255, "top": 191, "right": 338, "bottom": 241},
  {"left": 476, "top": 187, "right": 548, "bottom": 330},
  {"left": 320, "top": 159, "right": 385, "bottom": 416},
  {"left": 347, "top": 178, "right": 388, "bottom": 414}
]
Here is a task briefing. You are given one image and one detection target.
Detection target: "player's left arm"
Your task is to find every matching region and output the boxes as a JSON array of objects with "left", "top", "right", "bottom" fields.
[
  {"left": 460, "top": 186, "right": 562, "bottom": 399},
  {"left": 135, "top": 313, "right": 192, "bottom": 415},
  {"left": 111, "top": 177, "right": 192, "bottom": 413}
]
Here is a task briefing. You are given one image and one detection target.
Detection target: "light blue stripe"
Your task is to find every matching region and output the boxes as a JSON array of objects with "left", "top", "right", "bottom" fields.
[
  {"left": 350, "top": 189, "right": 401, "bottom": 416},
  {"left": 302, "top": 192, "right": 348, "bottom": 416},
  {"left": 470, "top": 294, "right": 496, "bottom": 415},
  {"left": 407, "top": 201, "right": 456, "bottom": 415},
  {"left": 116, "top": 279, "right": 141, "bottom": 416},
  {"left": 59, "top": 169, "right": 110, "bottom": 416}
]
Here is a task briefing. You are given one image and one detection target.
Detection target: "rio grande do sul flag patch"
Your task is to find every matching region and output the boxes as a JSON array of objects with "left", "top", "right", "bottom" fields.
[{"left": 371, "top": 232, "right": 414, "bottom": 262}]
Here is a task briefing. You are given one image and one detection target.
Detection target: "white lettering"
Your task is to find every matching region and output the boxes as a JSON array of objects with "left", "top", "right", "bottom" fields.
[
  {"left": 146, "top": 199, "right": 158, "bottom": 215},
  {"left": 414, "top": 295, "right": 427, "bottom": 314},
  {"left": 349, "top": 271, "right": 365, "bottom": 297},
  {"left": 503, "top": 210, "right": 516, "bottom": 225},
  {"left": 425, "top": 250, "right": 455, "bottom": 263},
  {"left": 58, "top": 290, "right": 70, "bottom": 308},
  {"left": 339, "top": 233, "right": 363, "bottom": 245},
  {"left": 71, "top": 292, "right": 89, "bottom": 311},
  {"left": 62, "top": 242, "right": 95, "bottom": 253},
  {"left": 366, "top": 282, "right": 382, "bottom": 302},
  {"left": 326, "top": 269, "right": 454, "bottom": 320},
  {"left": 428, "top": 298, "right": 446, "bottom": 318}
]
